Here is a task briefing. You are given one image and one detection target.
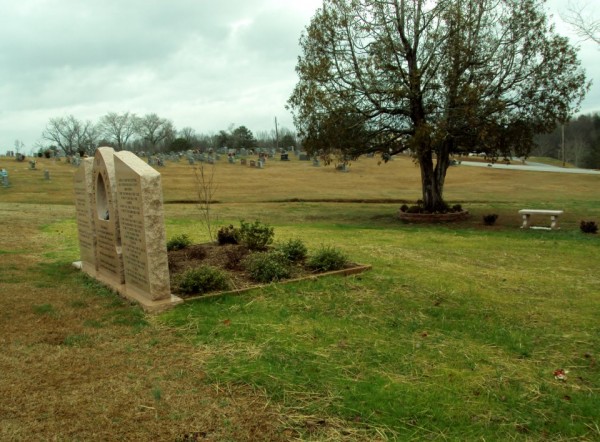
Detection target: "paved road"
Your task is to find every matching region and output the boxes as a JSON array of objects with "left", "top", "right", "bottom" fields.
[{"left": 459, "top": 161, "right": 600, "bottom": 175}]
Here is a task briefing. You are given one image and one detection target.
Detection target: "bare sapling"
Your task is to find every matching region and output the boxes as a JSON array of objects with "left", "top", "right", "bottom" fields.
[{"left": 193, "top": 160, "right": 218, "bottom": 242}]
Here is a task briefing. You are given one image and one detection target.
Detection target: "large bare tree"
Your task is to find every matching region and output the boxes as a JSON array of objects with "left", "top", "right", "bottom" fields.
[
  {"left": 41, "top": 115, "right": 98, "bottom": 156},
  {"left": 97, "top": 112, "right": 139, "bottom": 151},
  {"left": 137, "top": 113, "right": 175, "bottom": 152},
  {"left": 561, "top": 1, "right": 599, "bottom": 45},
  {"left": 289, "top": 0, "right": 589, "bottom": 212}
]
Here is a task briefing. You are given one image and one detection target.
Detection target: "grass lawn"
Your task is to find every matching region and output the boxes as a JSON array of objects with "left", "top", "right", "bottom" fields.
[{"left": 0, "top": 154, "right": 599, "bottom": 440}]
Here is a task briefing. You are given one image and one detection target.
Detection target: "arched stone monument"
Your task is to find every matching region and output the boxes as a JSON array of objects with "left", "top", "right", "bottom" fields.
[{"left": 73, "top": 147, "right": 182, "bottom": 312}]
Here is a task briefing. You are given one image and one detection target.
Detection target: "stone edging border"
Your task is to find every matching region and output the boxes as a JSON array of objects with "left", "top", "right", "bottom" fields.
[
  {"left": 398, "top": 210, "right": 470, "bottom": 223},
  {"left": 182, "top": 263, "right": 372, "bottom": 303}
]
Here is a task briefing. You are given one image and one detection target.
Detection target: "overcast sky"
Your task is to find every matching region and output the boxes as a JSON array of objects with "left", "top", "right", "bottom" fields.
[{"left": 1, "top": 0, "right": 598, "bottom": 154}]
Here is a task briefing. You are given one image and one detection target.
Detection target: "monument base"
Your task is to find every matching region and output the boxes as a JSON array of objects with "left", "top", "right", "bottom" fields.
[
  {"left": 72, "top": 261, "right": 184, "bottom": 313},
  {"left": 72, "top": 260, "right": 96, "bottom": 278}
]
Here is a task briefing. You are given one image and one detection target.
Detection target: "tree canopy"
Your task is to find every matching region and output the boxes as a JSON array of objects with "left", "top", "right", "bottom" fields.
[
  {"left": 231, "top": 125, "right": 257, "bottom": 150},
  {"left": 288, "top": 0, "right": 589, "bottom": 211}
]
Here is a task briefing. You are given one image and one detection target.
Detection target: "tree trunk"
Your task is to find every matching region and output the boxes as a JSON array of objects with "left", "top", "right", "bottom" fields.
[{"left": 418, "top": 148, "right": 449, "bottom": 212}]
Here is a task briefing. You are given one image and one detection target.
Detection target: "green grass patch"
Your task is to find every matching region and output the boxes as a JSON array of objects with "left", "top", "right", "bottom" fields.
[{"left": 161, "top": 221, "right": 600, "bottom": 440}]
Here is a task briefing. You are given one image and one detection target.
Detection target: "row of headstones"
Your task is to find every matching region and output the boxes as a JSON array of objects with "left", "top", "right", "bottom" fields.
[{"left": 0, "top": 167, "right": 53, "bottom": 187}]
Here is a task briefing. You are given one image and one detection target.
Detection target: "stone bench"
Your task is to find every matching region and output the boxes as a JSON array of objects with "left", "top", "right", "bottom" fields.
[{"left": 518, "top": 209, "right": 563, "bottom": 230}]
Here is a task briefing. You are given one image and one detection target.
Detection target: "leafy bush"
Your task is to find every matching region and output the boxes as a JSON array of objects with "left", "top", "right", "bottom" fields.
[
  {"left": 580, "top": 220, "right": 598, "bottom": 234},
  {"left": 176, "top": 266, "right": 231, "bottom": 295},
  {"left": 217, "top": 225, "right": 239, "bottom": 245},
  {"left": 307, "top": 245, "right": 348, "bottom": 272},
  {"left": 243, "top": 251, "right": 291, "bottom": 283},
  {"left": 483, "top": 214, "right": 499, "bottom": 226},
  {"left": 239, "top": 220, "right": 274, "bottom": 251},
  {"left": 399, "top": 204, "right": 409, "bottom": 213},
  {"left": 275, "top": 238, "right": 308, "bottom": 263},
  {"left": 167, "top": 234, "right": 192, "bottom": 251},
  {"left": 451, "top": 204, "right": 463, "bottom": 213}
]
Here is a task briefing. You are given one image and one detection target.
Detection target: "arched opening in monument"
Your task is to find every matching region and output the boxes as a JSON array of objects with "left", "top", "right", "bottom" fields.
[{"left": 96, "top": 173, "right": 109, "bottom": 220}]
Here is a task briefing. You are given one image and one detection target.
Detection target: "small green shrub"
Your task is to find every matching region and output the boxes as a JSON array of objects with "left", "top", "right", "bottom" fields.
[
  {"left": 483, "top": 214, "right": 498, "bottom": 226},
  {"left": 217, "top": 225, "right": 239, "bottom": 245},
  {"left": 243, "top": 251, "right": 291, "bottom": 283},
  {"left": 451, "top": 204, "right": 463, "bottom": 212},
  {"left": 275, "top": 238, "right": 308, "bottom": 263},
  {"left": 399, "top": 204, "right": 409, "bottom": 213},
  {"left": 580, "top": 220, "right": 598, "bottom": 234},
  {"left": 239, "top": 220, "right": 274, "bottom": 251},
  {"left": 176, "top": 266, "right": 231, "bottom": 295},
  {"left": 167, "top": 234, "right": 192, "bottom": 251},
  {"left": 307, "top": 246, "right": 348, "bottom": 272}
]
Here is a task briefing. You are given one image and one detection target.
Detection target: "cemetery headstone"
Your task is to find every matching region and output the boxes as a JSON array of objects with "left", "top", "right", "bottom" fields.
[
  {"left": 280, "top": 153, "right": 289, "bottom": 161},
  {"left": 299, "top": 153, "right": 309, "bottom": 161},
  {"left": 44, "top": 170, "right": 50, "bottom": 180},
  {"left": 1, "top": 168, "right": 9, "bottom": 187},
  {"left": 29, "top": 160, "right": 36, "bottom": 170},
  {"left": 313, "top": 158, "right": 320, "bottom": 167},
  {"left": 241, "top": 158, "right": 247, "bottom": 165}
]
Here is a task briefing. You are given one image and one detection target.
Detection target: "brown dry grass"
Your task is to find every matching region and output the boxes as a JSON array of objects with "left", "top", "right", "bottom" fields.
[
  {"left": 4, "top": 153, "right": 599, "bottom": 206},
  {"left": 0, "top": 204, "right": 296, "bottom": 441}
]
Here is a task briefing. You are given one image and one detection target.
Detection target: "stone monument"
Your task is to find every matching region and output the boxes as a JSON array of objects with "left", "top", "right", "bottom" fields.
[
  {"left": 73, "top": 158, "right": 97, "bottom": 277},
  {"left": 73, "top": 147, "right": 182, "bottom": 312}
]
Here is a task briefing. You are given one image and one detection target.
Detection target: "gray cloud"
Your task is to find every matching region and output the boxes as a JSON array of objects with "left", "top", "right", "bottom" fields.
[{"left": 0, "top": 0, "right": 598, "bottom": 153}]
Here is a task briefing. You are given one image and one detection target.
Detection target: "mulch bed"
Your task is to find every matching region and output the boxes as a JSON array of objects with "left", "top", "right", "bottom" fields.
[{"left": 168, "top": 243, "right": 369, "bottom": 298}]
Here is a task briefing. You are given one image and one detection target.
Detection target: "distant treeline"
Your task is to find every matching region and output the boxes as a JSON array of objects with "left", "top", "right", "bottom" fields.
[
  {"left": 31, "top": 112, "right": 298, "bottom": 157},
  {"left": 533, "top": 113, "right": 600, "bottom": 169}
]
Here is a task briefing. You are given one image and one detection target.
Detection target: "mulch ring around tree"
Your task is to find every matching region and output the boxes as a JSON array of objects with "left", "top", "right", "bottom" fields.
[{"left": 167, "top": 243, "right": 371, "bottom": 299}]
